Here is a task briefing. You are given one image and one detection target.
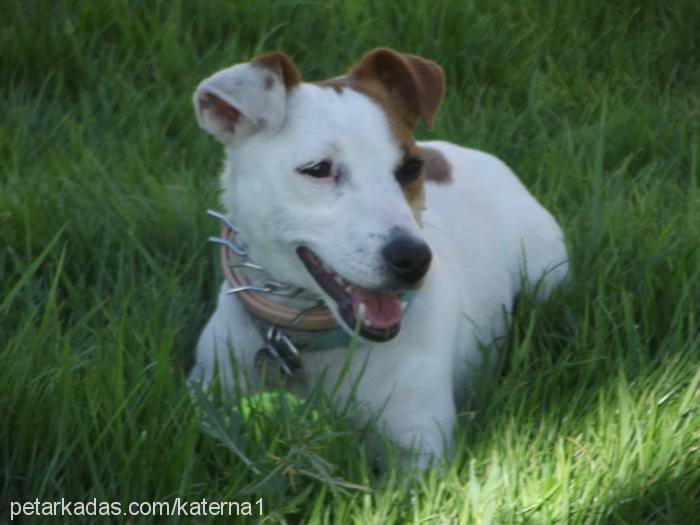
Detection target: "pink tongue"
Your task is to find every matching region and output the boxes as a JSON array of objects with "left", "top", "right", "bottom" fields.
[{"left": 351, "top": 286, "right": 403, "bottom": 329}]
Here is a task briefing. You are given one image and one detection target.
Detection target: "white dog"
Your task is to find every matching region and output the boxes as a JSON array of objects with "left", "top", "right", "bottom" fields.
[{"left": 189, "top": 48, "right": 568, "bottom": 467}]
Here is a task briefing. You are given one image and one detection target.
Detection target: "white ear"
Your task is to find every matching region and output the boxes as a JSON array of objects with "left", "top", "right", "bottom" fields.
[{"left": 193, "top": 52, "right": 300, "bottom": 145}]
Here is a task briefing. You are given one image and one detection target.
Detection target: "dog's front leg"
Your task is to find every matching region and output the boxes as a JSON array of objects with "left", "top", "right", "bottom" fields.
[
  {"left": 371, "top": 359, "right": 457, "bottom": 470},
  {"left": 308, "top": 349, "right": 457, "bottom": 470},
  {"left": 189, "top": 282, "right": 265, "bottom": 394}
]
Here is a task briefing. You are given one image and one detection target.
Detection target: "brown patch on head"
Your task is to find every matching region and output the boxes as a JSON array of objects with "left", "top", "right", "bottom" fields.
[
  {"left": 418, "top": 146, "right": 452, "bottom": 184},
  {"left": 315, "top": 76, "right": 349, "bottom": 93},
  {"left": 251, "top": 52, "right": 301, "bottom": 90},
  {"left": 314, "top": 49, "right": 446, "bottom": 222},
  {"left": 347, "top": 48, "right": 445, "bottom": 131},
  {"left": 400, "top": 171, "right": 427, "bottom": 222},
  {"left": 315, "top": 49, "right": 445, "bottom": 136},
  {"left": 344, "top": 49, "right": 445, "bottom": 222}
]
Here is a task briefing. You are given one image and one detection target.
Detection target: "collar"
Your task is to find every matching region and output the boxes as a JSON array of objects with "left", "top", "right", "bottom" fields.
[
  {"left": 207, "top": 210, "right": 416, "bottom": 367},
  {"left": 208, "top": 210, "right": 353, "bottom": 357}
]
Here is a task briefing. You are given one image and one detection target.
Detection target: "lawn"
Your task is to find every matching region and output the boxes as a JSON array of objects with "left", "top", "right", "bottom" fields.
[{"left": 1, "top": 1, "right": 699, "bottom": 523}]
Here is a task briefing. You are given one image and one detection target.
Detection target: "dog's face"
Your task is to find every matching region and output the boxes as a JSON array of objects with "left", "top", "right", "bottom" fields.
[{"left": 194, "top": 49, "right": 445, "bottom": 342}]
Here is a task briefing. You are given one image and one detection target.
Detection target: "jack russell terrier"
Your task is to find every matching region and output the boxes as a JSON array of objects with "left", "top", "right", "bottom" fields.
[{"left": 189, "top": 48, "right": 568, "bottom": 468}]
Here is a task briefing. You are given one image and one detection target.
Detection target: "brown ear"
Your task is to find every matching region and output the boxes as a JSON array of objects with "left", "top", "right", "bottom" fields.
[{"left": 348, "top": 48, "right": 445, "bottom": 129}]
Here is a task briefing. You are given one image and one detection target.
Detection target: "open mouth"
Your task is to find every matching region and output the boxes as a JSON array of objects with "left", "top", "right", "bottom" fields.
[{"left": 296, "top": 247, "right": 403, "bottom": 342}]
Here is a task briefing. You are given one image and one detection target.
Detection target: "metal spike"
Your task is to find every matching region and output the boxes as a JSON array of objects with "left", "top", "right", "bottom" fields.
[
  {"left": 206, "top": 209, "right": 239, "bottom": 233},
  {"left": 263, "top": 281, "right": 295, "bottom": 293},
  {"left": 208, "top": 235, "right": 247, "bottom": 256},
  {"left": 265, "top": 326, "right": 293, "bottom": 375},
  {"left": 226, "top": 285, "right": 273, "bottom": 295},
  {"left": 229, "top": 262, "right": 265, "bottom": 271},
  {"left": 277, "top": 332, "right": 300, "bottom": 357},
  {"left": 264, "top": 343, "right": 292, "bottom": 376},
  {"left": 291, "top": 300, "right": 325, "bottom": 326}
]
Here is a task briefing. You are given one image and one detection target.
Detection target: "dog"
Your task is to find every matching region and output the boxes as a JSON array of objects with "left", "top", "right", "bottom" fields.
[{"left": 189, "top": 48, "right": 568, "bottom": 468}]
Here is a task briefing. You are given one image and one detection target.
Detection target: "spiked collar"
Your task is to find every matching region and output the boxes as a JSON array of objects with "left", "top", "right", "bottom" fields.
[
  {"left": 207, "top": 210, "right": 358, "bottom": 366},
  {"left": 207, "top": 210, "right": 415, "bottom": 372}
]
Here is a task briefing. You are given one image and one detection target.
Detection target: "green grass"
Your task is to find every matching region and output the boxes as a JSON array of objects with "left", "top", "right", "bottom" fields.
[{"left": 2, "top": 0, "right": 699, "bottom": 523}]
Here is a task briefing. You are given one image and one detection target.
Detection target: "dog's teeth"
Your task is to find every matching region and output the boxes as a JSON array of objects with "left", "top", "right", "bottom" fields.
[
  {"left": 334, "top": 275, "right": 344, "bottom": 285},
  {"left": 344, "top": 285, "right": 352, "bottom": 295},
  {"left": 357, "top": 302, "right": 366, "bottom": 322},
  {"left": 401, "top": 301, "right": 408, "bottom": 311}
]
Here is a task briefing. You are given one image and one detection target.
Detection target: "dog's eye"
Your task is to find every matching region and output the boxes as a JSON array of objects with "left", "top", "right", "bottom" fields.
[
  {"left": 297, "top": 160, "right": 333, "bottom": 178},
  {"left": 395, "top": 157, "right": 424, "bottom": 185}
]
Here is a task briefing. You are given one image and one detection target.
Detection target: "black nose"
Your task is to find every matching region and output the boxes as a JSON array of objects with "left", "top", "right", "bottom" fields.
[{"left": 382, "top": 235, "right": 432, "bottom": 285}]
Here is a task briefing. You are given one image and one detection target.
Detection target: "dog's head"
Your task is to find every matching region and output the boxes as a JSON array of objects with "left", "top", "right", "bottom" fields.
[{"left": 193, "top": 48, "right": 445, "bottom": 342}]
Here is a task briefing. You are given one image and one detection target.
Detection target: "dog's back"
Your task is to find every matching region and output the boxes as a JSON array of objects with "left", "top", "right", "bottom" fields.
[{"left": 417, "top": 140, "right": 568, "bottom": 401}]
